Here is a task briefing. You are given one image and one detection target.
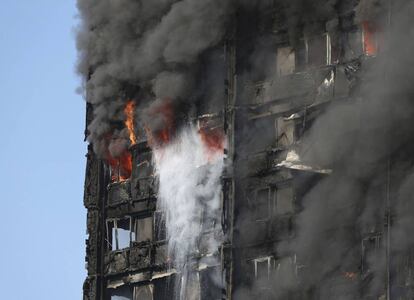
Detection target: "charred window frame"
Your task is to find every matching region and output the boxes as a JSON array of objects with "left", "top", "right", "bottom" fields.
[
  {"left": 106, "top": 217, "right": 134, "bottom": 251},
  {"left": 255, "top": 188, "right": 272, "bottom": 221},
  {"left": 295, "top": 39, "right": 307, "bottom": 72},
  {"left": 275, "top": 255, "right": 298, "bottom": 279},
  {"left": 154, "top": 211, "right": 167, "bottom": 241},
  {"left": 361, "top": 233, "right": 382, "bottom": 274},
  {"left": 305, "top": 33, "right": 332, "bottom": 67},
  {"left": 108, "top": 284, "right": 133, "bottom": 300},
  {"left": 108, "top": 284, "right": 154, "bottom": 300},
  {"left": 273, "top": 185, "right": 295, "bottom": 215},
  {"left": 253, "top": 256, "right": 275, "bottom": 281},
  {"left": 346, "top": 29, "right": 364, "bottom": 60},
  {"left": 275, "top": 116, "right": 296, "bottom": 148},
  {"left": 132, "top": 215, "right": 154, "bottom": 243},
  {"left": 276, "top": 46, "right": 296, "bottom": 76},
  {"left": 133, "top": 284, "right": 154, "bottom": 300}
]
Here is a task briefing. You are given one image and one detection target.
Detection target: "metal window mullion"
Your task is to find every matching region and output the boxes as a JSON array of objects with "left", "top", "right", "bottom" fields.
[{"left": 114, "top": 219, "right": 119, "bottom": 250}]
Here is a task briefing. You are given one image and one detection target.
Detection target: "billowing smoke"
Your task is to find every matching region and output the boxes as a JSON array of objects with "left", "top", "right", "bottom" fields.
[
  {"left": 76, "top": 0, "right": 234, "bottom": 158},
  {"left": 271, "top": 0, "right": 414, "bottom": 298},
  {"left": 77, "top": 0, "right": 414, "bottom": 298},
  {"left": 152, "top": 126, "right": 224, "bottom": 297}
]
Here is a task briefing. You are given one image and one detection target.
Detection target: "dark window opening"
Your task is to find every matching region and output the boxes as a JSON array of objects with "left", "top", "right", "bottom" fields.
[
  {"left": 133, "top": 285, "right": 154, "bottom": 300},
  {"left": 255, "top": 188, "right": 271, "bottom": 221},
  {"left": 306, "top": 33, "right": 331, "bottom": 67},
  {"left": 276, "top": 46, "right": 295, "bottom": 76},
  {"left": 133, "top": 216, "right": 153, "bottom": 243},
  {"left": 361, "top": 234, "right": 382, "bottom": 274},
  {"left": 154, "top": 211, "right": 167, "bottom": 241},
  {"left": 274, "top": 186, "right": 294, "bottom": 215},
  {"left": 109, "top": 285, "right": 133, "bottom": 300}
]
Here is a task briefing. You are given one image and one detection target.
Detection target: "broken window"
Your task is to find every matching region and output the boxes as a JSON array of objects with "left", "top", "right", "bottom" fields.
[
  {"left": 106, "top": 217, "right": 133, "bottom": 251},
  {"left": 275, "top": 117, "right": 295, "bottom": 147},
  {"left": 361, "top": 234, "right": 382, "bottom": 274},
  {"left": 295, "top": 40, "right": 307, "bottom": 72},
  {"left": 276, "top": 46, "right": 295, "bottom": 76},
  {"left": 275, "top": 256, "right": 297, "bottom": 280},
  {"left": 274, "top": 186, "right": 294, "bottom": 215},
  {"left": 133, "top": 285, "right": 154, "bottom": 300},
  {"left": 362, "top": 21, "right": 378, "bottom": 56},
  {"left": 255, "top": 188, "right": 271, "bottom": 221},
  {"left": 154, "top": 211, "right": 167, "bottom": 241},
  {"left": 306, "top": 33, "right": 332, "bottom": 67},
  {"left": 133, "top": 216, "right": 153, "bottom": 243},
  {"left": 110, "top": 285, "right": 133, "bottom": 300},
  {"left": 247, "top": 116, "right": 277, "bottom": 153},
  {"left": 200, "top": 267, "right": 223, "bottom": 300},
  {"left": 253, "top": 256, "right": 275, "bottom": 282},
  {"left": 346, "top": 30, "right": 364, "bottom": 59},
  {"left": 153, "top": 275, "right": 179, "bottom": 300},
  {"left": 136, "top": 156, "right": 153, "bottom": 179}
]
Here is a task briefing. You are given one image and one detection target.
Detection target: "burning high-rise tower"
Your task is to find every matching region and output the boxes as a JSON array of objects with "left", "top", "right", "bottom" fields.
[{"left": 79, "top": 0, "right": 414, "bottom": 299}]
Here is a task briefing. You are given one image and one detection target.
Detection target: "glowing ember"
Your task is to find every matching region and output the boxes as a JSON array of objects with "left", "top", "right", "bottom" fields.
[{"left": 124, "top": 100, "right": 137, "bottom": 145}]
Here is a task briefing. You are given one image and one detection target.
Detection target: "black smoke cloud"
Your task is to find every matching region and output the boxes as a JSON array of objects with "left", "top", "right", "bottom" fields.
[
  {"left": 77, "top": 0, "right": 414, "bottom": 298},
  {"left": 273, "top": 0, "right": 414, "bottom": 298},
  {"left": 76, "top": 0, "right": 234, "bottom": 156}
]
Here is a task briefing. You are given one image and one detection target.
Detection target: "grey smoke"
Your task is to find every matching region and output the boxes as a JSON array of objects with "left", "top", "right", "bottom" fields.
[
  {"left": 77, "top": 0, "right": 234, "bottom": 157},
  {"left": 273, "top": 0, "right": 414, "bottom": 298},
  {"left": 77, "top": 0, "right": 414, "bottom": 298}
]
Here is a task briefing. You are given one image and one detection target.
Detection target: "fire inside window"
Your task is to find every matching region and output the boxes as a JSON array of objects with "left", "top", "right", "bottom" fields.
[{"left": 362, "top": 21, "right": 378, "bottom": 56}]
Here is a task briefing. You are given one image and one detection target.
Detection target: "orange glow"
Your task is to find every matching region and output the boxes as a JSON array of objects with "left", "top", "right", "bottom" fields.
[
  {"left": 145, "top": 98, "right": 175, "bottom": 148},
  {"left": 107, "top": 150, "right": 132, "bottom": 182},
  {"left": 362, "top": 21, "right": 378, "bottom": 56},
  {"left": 199, "top": 127, "right": 225, "bottom": 153},
  {"left": 124, "top": 100, "right": 137, "bottom": 145},
  {"left": 103, "top": 133, "right": 133, "bottom": 182},
  {"left": 343, "top": 272, "right": 358, "bottom": 281}
]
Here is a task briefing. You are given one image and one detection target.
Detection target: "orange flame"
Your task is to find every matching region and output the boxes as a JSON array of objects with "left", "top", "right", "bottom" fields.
[
  {"left": 362, "top": 21, "right": 378, "bottom": 56},
  {"left": 124, "top": 100, "right": 137, "bottom": 146},
  {"left": 108, "top": 151, "right": 132, "bottom": 182},
  {"left": 102, "top": 133, "right": 133, "bottom": 182}
]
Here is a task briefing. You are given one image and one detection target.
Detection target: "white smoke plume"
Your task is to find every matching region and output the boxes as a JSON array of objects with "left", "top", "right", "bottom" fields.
[{"left": 152, "top": 126, "right": 224, "bottom": 295}]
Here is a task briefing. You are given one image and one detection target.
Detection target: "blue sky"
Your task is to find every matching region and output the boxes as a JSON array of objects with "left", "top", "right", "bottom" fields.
[{"left": 0, "top": 1, "right": 86, "bottom": 299}]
